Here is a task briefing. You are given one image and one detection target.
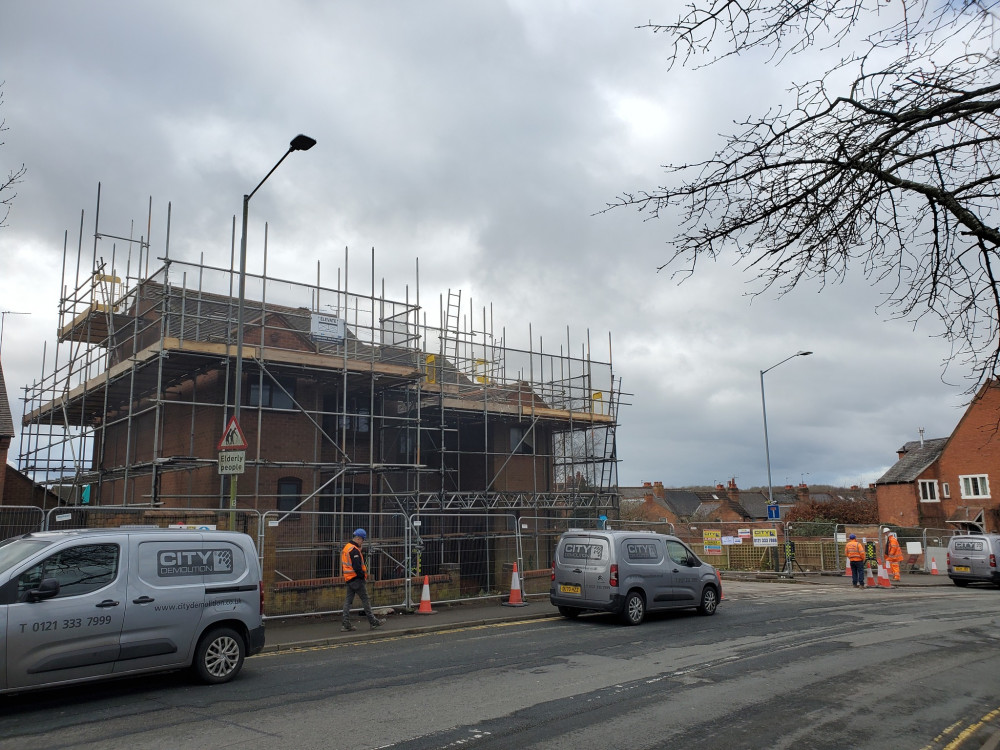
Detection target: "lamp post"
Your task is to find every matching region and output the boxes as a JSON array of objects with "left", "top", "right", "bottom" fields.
[
  {"left": 230, "top": 134, "right": 316, "bottom": 505},
  {"left": 760, "top": 350, "right": 812, "bottom": 505}
]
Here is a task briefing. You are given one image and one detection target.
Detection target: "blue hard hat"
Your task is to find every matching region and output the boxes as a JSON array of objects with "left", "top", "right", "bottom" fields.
[
  {"left": 848, "top": 533, "right": 856, "bottom": 539},
  {"left": 353, "top": 528, "right": 367, "bottom": 539}
]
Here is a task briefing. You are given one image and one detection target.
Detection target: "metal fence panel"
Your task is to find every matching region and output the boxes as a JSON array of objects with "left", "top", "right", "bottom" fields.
[
  {"left": 43, "top": 506, "right": 260, "bottom": 535},
  {"left": 0, "top": 506, "right": 45, "bottom": 539}
]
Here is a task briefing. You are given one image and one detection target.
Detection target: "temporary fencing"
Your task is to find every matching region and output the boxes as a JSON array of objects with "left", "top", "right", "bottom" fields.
[{"left": 0, "top": 506, "right": 45, "bottom": 538}]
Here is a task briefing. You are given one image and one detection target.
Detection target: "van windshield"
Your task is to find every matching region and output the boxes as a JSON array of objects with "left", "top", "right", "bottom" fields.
[{"left": 0, "top": 538, "right": 52, "bottom": 575}]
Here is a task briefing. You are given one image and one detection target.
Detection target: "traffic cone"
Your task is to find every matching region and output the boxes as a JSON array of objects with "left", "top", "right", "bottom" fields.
[
  {"left": 844, "top": 558, "right": 852, "bottom": 577},
  {"left": 716, "top": 569, "right": 725, "bottom": 601},
  {"left": 930, "top": 557, "right": 940, "bottom": 575},
  {"left": 865, "top": 565, "right": 875, "bottom": 588},
  {"left": 877, "top": 561, "right": 892, "bottom": 588},
  {"left": 502, "top": 562, "right": 529, "bottom": 607},
  {"left": 416, "top": 575, "right": 436, "bottom": 614}
]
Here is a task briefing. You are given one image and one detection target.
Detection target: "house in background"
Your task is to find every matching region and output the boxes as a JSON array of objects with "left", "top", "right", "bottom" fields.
[
  {"left": 876, "top": 380, "right": 1000, "bottom": 532},
  {"left": 0, "top": 360, "right": 60, "bottom": 508}
]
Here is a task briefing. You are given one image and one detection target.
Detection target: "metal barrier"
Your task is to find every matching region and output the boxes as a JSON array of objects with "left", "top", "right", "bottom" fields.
[
  {"left": 43, "top": 505, "right": 260, "bottom": 536},
  {"left": 0, "top": 505, "right": 45, "bottom": 537},
  {"left": 259, "top": 510, "right": 410, "bottom": 618}
]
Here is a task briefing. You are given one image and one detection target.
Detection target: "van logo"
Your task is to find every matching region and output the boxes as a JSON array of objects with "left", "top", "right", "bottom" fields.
[
  {"left": 564, "top": 543, "right": 604, "bottom": 561},
  {"left": 626, "top": 543, "right": 658, "bottom": 560},
  {"left": 953, "top": 540, "right": 984, "bottom": 551},
  {"left": 158, "top": 549, "right": 234, "bottom": 576}
]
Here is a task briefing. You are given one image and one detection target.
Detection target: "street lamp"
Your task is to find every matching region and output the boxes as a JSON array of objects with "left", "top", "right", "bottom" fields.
[
  {"left": 230, "top": 134, "right": 316, "bottom": 504},
  {"left": 233, "top": 134, "right": 316, "bottom": 424},
  {"left": 760, "top": 350, "right": 812, "bottom": 505}
]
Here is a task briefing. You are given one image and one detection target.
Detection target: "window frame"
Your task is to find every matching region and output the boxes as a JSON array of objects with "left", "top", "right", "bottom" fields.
[
  {"left": 277, "top": 477, "right": 303, "bottom": 520},
  {"left": 918, "top": 479, "right": 939, "bottom": 503},
  {"left": 959, "top": 474, "right": 991, "bottom": 500}
]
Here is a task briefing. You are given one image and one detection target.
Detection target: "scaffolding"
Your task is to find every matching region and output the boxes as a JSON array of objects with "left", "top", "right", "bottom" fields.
[{"left": 19, "top": 187, "right": 625, "bottom": 532}]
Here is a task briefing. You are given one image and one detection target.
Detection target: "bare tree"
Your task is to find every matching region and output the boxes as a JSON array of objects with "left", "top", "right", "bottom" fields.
[
  {"left": 0, "top": 82, "right": 26, "bottom": 229},
  {"left": 610, "top": 1, "right": 1000, "bottom": 389}
]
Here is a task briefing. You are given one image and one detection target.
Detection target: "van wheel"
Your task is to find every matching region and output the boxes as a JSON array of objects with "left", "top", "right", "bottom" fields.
[
  {"left": 193, "top": 627, "right": 245, "bottom": 684},
  {"left": 621, "top": 590, "right": 645, "bottom": 626},
  {"left": 698, "top": 586, "right": 719, "bottom": 616},
  {"left": 558, "top": 606, "right": 581, "bottom": 619}
]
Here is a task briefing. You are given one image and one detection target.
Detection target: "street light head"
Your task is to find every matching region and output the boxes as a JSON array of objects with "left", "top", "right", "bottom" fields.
[
  {"left": 290, "top": 134, "right": 317, "bottom": 151},
  {"left": 797, "top": 351, "right": 813, "bottom": 357}
]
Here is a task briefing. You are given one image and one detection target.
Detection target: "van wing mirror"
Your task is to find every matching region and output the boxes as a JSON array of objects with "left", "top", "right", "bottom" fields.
[{"left": 27, "top": 578, "right": 60, "bottom": 602}]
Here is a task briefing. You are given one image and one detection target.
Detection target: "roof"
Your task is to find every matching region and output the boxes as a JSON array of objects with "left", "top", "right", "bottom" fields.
[
  {"left": 0, "top": 360, "right": 14, "bottom": 439},
  {"left": 876, "top": 438, "right": 948, "bottom": 484}
]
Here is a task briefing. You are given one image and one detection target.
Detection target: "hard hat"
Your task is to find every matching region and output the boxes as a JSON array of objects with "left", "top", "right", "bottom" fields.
[
  {"left": 848, "top": 533, "right": 856, "bottom": 539},
  {"left": 353, "top": 528, "right": 367, "bottom": 539}
]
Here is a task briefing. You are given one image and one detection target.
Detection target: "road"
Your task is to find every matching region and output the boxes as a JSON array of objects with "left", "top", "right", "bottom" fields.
[{"left": 3, "top": 581, "right": 1000, "bottom": 750}]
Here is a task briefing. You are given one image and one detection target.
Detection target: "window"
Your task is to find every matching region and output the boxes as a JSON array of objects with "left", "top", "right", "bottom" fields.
[
  {"left": 510, "top": 426, "right": 533, "bottom": 455},
  {"left": 665, "top": 540, "right": 695, "bottom": 566},
  {"left": 277, "top": 477, "right": 302, "bottom": 519},
  {"left": 960, "top": 475, "right": 991, "bottom": 499},
  {"left": 17, "top": 544, "right": 119, "bottom": 600},
  {"left": 942, "top": 482, "right": 951, "bottom": 499},
  {"left": 918, "top": 480, "right": 939, "bottom": 502},
  {"left": 248, "top": 375, "right": 296, "bottom": 409}
]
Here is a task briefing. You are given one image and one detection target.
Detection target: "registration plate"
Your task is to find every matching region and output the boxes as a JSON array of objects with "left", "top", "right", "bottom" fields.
[
  {"left": 954, "top": 565, "right": 971, "bottom": 572},
  {"left": 560, "top": 584, "right": 581, "bottom": 594}
]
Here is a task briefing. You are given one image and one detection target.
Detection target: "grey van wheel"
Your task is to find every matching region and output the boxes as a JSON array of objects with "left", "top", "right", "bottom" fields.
[
  {"left": 621, "top": 590, "right": 645, "bottom": 625},
  {"left": 194, "top": 627, "right": 245, "bottom": 684},
  {"left": 698, "top": 586, "right": 719, "bottom": 616},
  {"left": 558, "top": 606, "right": 581, "bottom": 619}
]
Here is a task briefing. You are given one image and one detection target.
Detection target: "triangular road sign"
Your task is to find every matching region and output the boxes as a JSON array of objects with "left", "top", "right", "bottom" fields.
[{"left": 218, "top": 416, "right": 249, "bottom": 451}]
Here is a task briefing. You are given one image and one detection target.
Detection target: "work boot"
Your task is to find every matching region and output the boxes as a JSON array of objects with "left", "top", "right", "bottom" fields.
[
  {"left": 369, "top": 618, "right": 385, "bottom": 629},
  {"left": 341, "top": 622, "right": 357, "bottom": 632}
]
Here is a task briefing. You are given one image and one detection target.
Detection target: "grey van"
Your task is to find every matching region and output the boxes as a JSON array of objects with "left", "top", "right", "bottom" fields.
[
  {"left": 0, "top": 528, "right": 265, "bottom": 694},
  {"left": 947, "top": 533, "right": 1000, "bottom": 586},
  {"left": 549, "top": 529, "right": 721, "bottom": 625}
]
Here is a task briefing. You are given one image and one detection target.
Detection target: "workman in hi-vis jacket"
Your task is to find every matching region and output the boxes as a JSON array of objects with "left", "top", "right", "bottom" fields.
[
  {"left": 845, "top": 534, "right": 867, "bottom": 588},
  {"left": 884, "top": 530, "right": 904, "bottom": 581},
  {"left": 341, "top": 529, "right": 385, "bottom": 632}
]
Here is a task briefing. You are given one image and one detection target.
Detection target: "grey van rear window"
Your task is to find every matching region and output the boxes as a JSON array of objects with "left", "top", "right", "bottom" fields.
[
  {"left": 953, "top": 540, "right": 985, "bottom": 551},
  {"left": 563, "top": 542, "right": 605, "bottom": 560}
]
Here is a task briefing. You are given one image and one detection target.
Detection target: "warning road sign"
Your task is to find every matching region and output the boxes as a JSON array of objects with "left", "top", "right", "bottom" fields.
[
  {"left": 218, "top": 450, "right": 246, "bottom": 475},
  {"left": 218, "top": 416, "right": 249, "bottom": 451}
]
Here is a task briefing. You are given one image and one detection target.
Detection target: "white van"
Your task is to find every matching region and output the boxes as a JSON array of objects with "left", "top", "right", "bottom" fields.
[
  {"left": 550, "top": 529, "right": 721, "bottom": 625},
  {"left": 947, "top": 534, "right": 1000, "bottom": 586},
  {"left": 0, "top": 528, "right": 265, "bottom": 694}
]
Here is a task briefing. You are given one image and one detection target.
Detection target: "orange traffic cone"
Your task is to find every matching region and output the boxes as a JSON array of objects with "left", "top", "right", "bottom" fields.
[
  {"left": 844, "top": 558, "right": 852, "bottom": 577},
  {"left": 502, "top": 562, "right": 529, "bottom": 607},
  {"left": 716, "top": 569, "right": 725, "bottom": 601},
  {"left": 865, "top": 565, "right": 875, "bottom": 588},
  {"left": 416, "top": 575, "right": 436, "bottom": 614},
  {"left": 877, "top": 561, "right": 892, "bottom": 588},
  {"left": 930, "top": 557, "right": 940, "bottom": 575}
]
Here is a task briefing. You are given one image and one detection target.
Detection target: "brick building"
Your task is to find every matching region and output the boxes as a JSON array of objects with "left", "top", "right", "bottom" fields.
[{"left": 876, "top": 380, "right": 1000, "bottom": 532}]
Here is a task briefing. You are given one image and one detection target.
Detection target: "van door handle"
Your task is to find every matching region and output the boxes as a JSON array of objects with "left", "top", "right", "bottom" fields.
[
  {"left": 132, "top": 596, "right": 155, "bottom": 604},
  {"left": 573, "top": 568, "right": 583, "bottom": 574},
  {"left": 95, "top": 599, "right": 120, "bottom": 608}
]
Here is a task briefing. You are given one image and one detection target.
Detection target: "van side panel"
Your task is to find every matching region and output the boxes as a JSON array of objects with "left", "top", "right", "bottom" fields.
[
  {"left": 619, "top": 537, "right": 670, "bottom": 608},
  {"left": 115, "top": 536, "right": 209, "bottom": 672}
]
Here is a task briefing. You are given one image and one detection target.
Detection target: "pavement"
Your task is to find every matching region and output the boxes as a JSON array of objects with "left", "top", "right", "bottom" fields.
[{"left": 260, "top": 569, "right": 954, "bottom": 653}]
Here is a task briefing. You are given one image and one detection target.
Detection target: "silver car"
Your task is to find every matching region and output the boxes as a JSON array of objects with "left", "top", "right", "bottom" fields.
[
  {"left": 549, "top": 529, "right": 721, "bottom": 625},
  {"left": 0, "top": 528, "right": 265, "bottom": 694}
]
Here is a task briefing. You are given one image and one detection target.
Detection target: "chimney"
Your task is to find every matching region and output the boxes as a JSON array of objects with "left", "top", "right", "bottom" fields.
[{"left": 726, "top": 478, "right": 739, "bottom": 501}]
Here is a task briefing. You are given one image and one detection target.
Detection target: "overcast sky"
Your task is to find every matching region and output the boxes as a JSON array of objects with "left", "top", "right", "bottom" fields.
[{"left": 0, "top": 2, "right": 974, "bottom": 491}]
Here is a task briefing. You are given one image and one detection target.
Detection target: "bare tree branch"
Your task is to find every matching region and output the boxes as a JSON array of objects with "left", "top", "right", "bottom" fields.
[{"left": 611, "top": 2, "right": 1000, "bottom": 391}]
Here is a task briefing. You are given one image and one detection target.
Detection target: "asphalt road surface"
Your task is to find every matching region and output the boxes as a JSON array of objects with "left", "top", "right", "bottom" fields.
[{"left": 3, "top": 581, "right": 1000, "bottom": 750}]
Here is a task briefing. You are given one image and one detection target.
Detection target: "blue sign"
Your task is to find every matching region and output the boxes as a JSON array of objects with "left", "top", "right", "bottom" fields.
[{"left": 767, "top": 504, "right": 780, "bottom": 520}]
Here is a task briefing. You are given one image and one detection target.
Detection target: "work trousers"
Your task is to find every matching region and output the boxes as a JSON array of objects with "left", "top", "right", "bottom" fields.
[
  {"left": 850, "top": 560, "right": 866, "bottom": 587},
  {"left": 343, "top": 578, "right": 378, "bottom": 625}
]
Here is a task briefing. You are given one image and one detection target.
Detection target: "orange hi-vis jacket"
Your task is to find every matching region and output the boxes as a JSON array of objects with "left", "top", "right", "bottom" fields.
[
  {"left": 341, "top": 542, "right": 367, "bottom": 581},
  {"left": 885, "top": 535, "right": 904, "bottom": 563},
  {"left": 845, "top": 539, "right": 866, "bottom": 562}
]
